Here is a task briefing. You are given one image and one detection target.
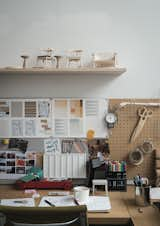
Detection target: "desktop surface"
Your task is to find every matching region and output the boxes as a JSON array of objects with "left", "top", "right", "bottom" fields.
[{"left": 0, "top": 185, "right": 159, "bottom": 226}]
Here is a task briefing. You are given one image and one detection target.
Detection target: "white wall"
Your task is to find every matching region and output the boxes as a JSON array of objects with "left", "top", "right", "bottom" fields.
[{"left": 0, "top": 0, "right": 160, "bottom": 98}]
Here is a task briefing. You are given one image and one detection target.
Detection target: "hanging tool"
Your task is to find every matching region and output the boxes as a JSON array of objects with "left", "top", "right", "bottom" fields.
[
  {"left": 130, "top": 107, "right": 153, "bottom": 143},
  {"left": 119, "top": 101, "right": 160, "bottom": 108}
]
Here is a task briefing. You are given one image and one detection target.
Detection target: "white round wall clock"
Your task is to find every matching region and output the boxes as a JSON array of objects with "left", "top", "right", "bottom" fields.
[{"left": 105, "top": 112, "right": 117, "bottom": 128}]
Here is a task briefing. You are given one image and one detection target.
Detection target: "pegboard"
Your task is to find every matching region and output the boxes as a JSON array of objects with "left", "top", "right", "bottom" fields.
[{"left": 108, "top": 98, "right": 160, "bottom": 183}]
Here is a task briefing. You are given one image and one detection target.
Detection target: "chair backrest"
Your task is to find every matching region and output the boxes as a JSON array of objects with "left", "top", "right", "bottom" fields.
[{"left": 0, "top": 205, "right": 88, "bottom": 226}]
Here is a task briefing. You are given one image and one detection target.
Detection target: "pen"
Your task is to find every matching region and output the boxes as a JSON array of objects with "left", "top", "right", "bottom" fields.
[
  {"left": 14, "top": 200, "right": 28, "bottom": 204},
  {"left": 44, "top": 199, "right": 55, "bottom": 207},
  {"left": 73, "top": 199, "right": 79, "bottom": 206}
]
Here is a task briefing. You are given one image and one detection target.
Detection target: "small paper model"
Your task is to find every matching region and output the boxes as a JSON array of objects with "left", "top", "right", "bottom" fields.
[{"left": 93, "top": 52, "right": 117, "bottom": 67}]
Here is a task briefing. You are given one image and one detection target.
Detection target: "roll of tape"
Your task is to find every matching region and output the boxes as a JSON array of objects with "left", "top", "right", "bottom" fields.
[
  {"left": 129, "top": 148, "right": 144, "bottom": 166},
  {"left": 141, "top": 140, "right": 153, "bottom": 154}
]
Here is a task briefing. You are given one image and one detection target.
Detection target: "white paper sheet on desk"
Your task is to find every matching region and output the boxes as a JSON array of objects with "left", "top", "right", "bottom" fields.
[
  {"left": 39, "top": 195, "right": 75, "bottom": 207},
  {"left": 0, "top": 198, "right": 35, "bottom": 207},
  {"left": 150, "top": 187, "right": 160, "bottom": 200},
  {"left": 39, "top": 195, "right": 111, "bottom": 212},
  {"left": 83, "top": 196, "right": 111, "bottom": 212}
]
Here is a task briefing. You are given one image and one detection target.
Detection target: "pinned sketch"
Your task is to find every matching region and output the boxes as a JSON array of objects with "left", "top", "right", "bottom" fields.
[
  {"left": 44, "top": 138, "right": 61, "bottom": 153},
  {"left": 11, "top": 101, "right": 23, "bottom": 117},
  {"left": 38, "top": 101, "right": 50, "bottom": 117},
  {"left": 11, "top": 119, "right": 23, "bottom": 137},
  {"left": 25, "top": 101, "right": 36, "bottom": 117},
  {"left": 0, "top": 101, "right": 10, "bottom": 117},
  {"left": 85, "top": 99, "right": 108, "bottom": 138},
  {"left": 62, "top": 140, "right": 73, "bottom": 153},
  {"left": 54, "top": 119, "right": 68, "bottom": 137},
  {"left": 38, "top": 119, "right": 52, "bottom": 136},
  {"left": 0, "top": 120, "right": 10, "bottom": 137},
  {"left": 70, "top": 119, "right": 83, "bottom": 137},
  {"left": 70, "top": 99, "right": 83, "bottom": 117},
  {"left": 72, "top": 140, "right": 88, "bottom": 153},
  {"left": 54, "top": 100, "right": 68, "bottom": 117},
  {"left": 85, "top": 100, "right": 98, "bottom": 116},
  {"left": 25, "top": 119, "right": 36, "bottom": 137},
  {"left": 62, "top": 139, "right": 88, "bottom": 153}
]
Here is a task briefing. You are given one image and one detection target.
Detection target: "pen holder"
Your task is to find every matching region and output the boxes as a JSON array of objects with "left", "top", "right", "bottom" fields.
[{"left": 135, "top": 186, "right": 149, "bottom": 207}]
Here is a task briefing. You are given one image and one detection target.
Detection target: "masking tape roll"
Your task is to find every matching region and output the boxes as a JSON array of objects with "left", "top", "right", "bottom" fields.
[
  {"left": 141, "top": 140, "right": 153, "bottom": 154},
  {"left": 129, "top": 148, "right": 144, "bottom": 166}
]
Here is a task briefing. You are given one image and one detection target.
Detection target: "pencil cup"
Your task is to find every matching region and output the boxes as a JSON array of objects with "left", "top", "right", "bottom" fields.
[
  {"left": 73, "top": 186, "right": 90, "bottom": 203},
  {"left": 135, "top": 186, "right": 149, "bottom": 207}
]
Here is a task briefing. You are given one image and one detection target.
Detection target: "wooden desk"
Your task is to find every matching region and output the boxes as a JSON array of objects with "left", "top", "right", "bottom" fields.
[
  {"left": 88, "top": 191, "right": 130, "bottom": 225},
  {"left": 0, "top": 185, "right": 159, "bottom": 226}
]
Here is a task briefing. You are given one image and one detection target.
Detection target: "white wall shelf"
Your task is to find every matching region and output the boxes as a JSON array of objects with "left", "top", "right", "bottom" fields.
[{"left": 0, "top": 67, "right": 126, "bottom": 76}]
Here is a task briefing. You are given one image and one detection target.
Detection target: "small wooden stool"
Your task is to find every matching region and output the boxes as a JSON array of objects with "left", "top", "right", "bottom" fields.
[{"left": 92, "top": 179, "right": 108, "bottom": 195}]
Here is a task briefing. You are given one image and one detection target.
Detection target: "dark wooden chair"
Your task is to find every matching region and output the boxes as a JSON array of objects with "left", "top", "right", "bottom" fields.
[{"left": 0, "top": 205, "right": 88, "bottom": 226}]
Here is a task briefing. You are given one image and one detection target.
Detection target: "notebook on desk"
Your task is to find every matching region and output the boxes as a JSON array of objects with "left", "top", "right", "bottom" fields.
[
  {"left": 0, "top": 198, "right": 35, "bottom": 207},
  {"left": 39, "top": 195, "right": 111, "bottom": 212}
]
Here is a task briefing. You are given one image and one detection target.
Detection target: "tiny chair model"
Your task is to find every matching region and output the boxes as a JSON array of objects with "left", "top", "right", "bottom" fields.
[
  {"left": 0, "top": 205, "right": 88, "bottom": 226},
  {"left": 37, "top": 48, "right": 56, "bottom": 68},
  {"left": 67, "top": 50, "right": 83, "bottom": 68},
  {"left": 92, "top": 52, "right": 117, "bottom": 68}
]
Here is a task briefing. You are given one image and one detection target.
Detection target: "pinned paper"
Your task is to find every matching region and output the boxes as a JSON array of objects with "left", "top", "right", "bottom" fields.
[{"left": 44, "top": 138, "right": 61, "bottom": 153}]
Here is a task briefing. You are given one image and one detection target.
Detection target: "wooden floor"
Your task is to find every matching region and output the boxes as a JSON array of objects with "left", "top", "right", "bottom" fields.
[{"left": 0, "top": 185, "right": 159, "bottom": 226}]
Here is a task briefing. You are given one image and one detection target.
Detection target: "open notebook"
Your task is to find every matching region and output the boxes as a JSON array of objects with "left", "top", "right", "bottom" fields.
[{"left": 39, "top": 195, "right": 111, "bottom": 212}]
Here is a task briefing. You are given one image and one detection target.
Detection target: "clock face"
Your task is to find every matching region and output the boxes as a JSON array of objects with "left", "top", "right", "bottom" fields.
[{"left": 105, "top": 113, "right": 117, "bottom": 124}]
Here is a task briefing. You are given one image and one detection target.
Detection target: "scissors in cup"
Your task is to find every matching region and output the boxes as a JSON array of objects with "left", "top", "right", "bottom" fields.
[{"left": 130, "top": 107, "right": 153, "bottom": 143}]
